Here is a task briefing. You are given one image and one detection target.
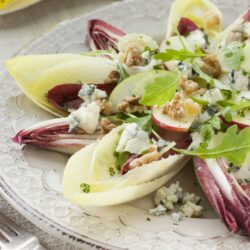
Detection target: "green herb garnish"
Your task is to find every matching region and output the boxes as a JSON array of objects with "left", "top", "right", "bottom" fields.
[
  {"left": 139, "top": 71, "right": 182, "bottom": 106},
  {"left": 80, "top": 183, "right": 91, "bottom": 193},
  {"left": 83, "top": 50, "right": 129, "bottom": 83},
  {"left": 126, "top": 115, "right": 153, "bottom": 133},
  {"left": 221, "top": 42, "right": 245, "bottom": 70},
  {"left": 109, "top": 167, "right": 116, "bottom": 176},
  {"left": 154, "top": 49, "right": 206, "bottom": 62},
  {"left": 176, "top": 125, "right": 250, "bottom": 166}
]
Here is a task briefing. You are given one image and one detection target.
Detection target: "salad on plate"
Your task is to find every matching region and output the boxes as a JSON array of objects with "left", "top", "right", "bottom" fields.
[{"left": 6, "top": 0, "right": 250, "bottom": 237}]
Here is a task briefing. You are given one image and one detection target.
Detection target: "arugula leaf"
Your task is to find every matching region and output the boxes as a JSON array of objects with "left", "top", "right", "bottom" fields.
[
  {"left": 114, "top": 151, "right": 130, "bottom": 170},
  {"left": 116, "top": 61, "right": 129, "bottom": 82},
  {"left": 105, "top": 112, "right": 131, "bottom": 123},
  {"left": 139, "top": 71, "right": 182, "bottom": 106},
  {"left": 127, "top": 115, "right": 153, "bottom": 133},
  {"left": 223, "top": 107, "right": 233, "bottom": 122},
  {"left": 221, "top": 42, "right": 245, "bottom": 70},
  {"left": 106, "top": 113, "right": 153, "bottom": 133},
  {"left": 219, "top": 99, "right": 250, "bottom": 122},
  {"left": 176, "top": 125, "right": 250, "bottom": 166},
  {"left": 83, "top": 50, "right": 129, "bottom": 83},
  {"left": 154, "top": 49, "right": 206, "bottom": 62},
  {"left": 199, "top": 116, "right": 222, "bottom": 141},
  {"left": 227, "top": 99, "right": 250, "bottom": 112}
]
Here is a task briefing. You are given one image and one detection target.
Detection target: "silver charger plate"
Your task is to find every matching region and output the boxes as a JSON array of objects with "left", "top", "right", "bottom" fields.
[{"left": 0, "top": 0, "right": 249, "bottom": 249}]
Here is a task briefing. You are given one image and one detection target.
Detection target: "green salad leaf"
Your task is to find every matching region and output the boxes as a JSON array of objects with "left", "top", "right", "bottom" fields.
[
  {"left": 176, "top": 125, "right": 250, "bottom": 166},
  {"left": 220, "top": 42, "right": 245, "bottom": 70},
  {"left": 154, "top": 49, "right": 206, "bottom": 62},
  {"left": 199, "top": 116, "right": 222, "bottom": 141},
  {"left": 226, "top": 99, "right": 250, "bottom": 112},
  {"left": 219, "top": 99, "right": 250, "bottom": 122},
  {"left": 83, "top": 50, "right": 129, "bottom": 83},
  {"left": 139, "top": 71, "right": 182, "bottom": 106},
  {"left": 114, "top": 151, "right": 130, "bottom": 170},
  {"left": 127, "top": 115, "right": 153, "bottom": 133},
  {"left": 106, "top": 113, "right": 153, "bottom": 133}
]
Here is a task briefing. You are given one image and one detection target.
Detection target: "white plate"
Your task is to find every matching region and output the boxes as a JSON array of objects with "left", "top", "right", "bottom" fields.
[
  {"left": 0, "top": 0, "right": 249, "bottom": 249},
  {"left": 0, "top": 0, "right": 42, "bottom": 16}
]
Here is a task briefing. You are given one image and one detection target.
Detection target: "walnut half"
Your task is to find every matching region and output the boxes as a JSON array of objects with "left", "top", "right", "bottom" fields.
[
  {"left": 180, "top": 76, "right": 198, "bottom": 96},
  {"left": 129, "top": 146, "right": 161, "bottom": 169},
  {"left": 118, "top": 95, "right": 147, "bottom": 113},
  {"left": 104, "top": 70, "right": 120, "bottom": 85},
  {"left": 100, "top": 118, "right": 117, "bottom": 135},
  {"left": 201, "top": 54, "right": 221, "bottom": 78},
  {"left": 162, "top": 93, "right": 185, "bottom": 119}
]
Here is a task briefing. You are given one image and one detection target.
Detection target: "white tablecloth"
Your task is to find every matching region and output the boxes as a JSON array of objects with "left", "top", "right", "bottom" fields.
[{"left": 0, "top": 0, "right": 114, "bottom": 249}]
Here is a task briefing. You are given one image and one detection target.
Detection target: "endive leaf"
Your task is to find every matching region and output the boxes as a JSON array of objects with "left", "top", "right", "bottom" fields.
[
  {"left": 6, "top": 54, "right": 116, "bottom": 117},
  {"left": 167, "top": 0, "right": 223, "bottom": 37},
  {"left": 63, "top": 139, "right": 189, "bottom": 206}
]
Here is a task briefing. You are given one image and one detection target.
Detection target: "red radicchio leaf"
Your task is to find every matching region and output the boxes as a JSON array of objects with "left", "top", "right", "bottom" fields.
[
  {"left": 194, "top": 158, "right": 250, "bottom": 236},
  {"left": 156, "top": 128, "right": 191, "bottom": 158},
  {"left": 243, "top": 9, "right": 250, "bottom": 22},
  {"left": 121, "top": 131, "right": 191, "bottom": 175},
  {"left": 13, "top": 118, "right": 98, "bottom": 154},
  {"left": 87, "top": 19, "right": 126, "bottom": 52},
  {"left": 47, "top": 83, "right": 117, "bottom": 112},
  {"left": 121, "top": 154, "right": 138, "bottom": 175},
  {"left": 177, "top": 17, "right": 199, "bottom": 36}
]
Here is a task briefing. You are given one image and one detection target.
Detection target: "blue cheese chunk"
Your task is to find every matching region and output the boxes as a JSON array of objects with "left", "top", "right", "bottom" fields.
[
  {"left": 154, "top": 182, "right": 182, "bottom": 210},
  {"left": 229, "top": 70, "right": 250, "bottom": 91},
  {"left": 186, "top": 30, "right": 207, "bottom": 50},
  {"left": 151, "top": 182, "right": 204, "bottom": 220},
  {"left": 149, "top": 204, "right": 167, "bottom": 216},
  {"left": 68, "top": 102, "right": 100, "bottom": 134},
  {"left": 171, "top": 212, "right": 184, "bottom": 222},
  {"left": 180, "top": 201, "right": 204, "bottom": 218},
  {"left": 189, "top": 132, "right": 204, "bottom": 150},
  {"left": 78, "top": 84, "right": 107, "bottom": 105},
  {"left": 116, "top": 123, "right": 151, "bottom": 154},
  {"left": 203, "top": 89, "right": 224, "bottom": 104}
]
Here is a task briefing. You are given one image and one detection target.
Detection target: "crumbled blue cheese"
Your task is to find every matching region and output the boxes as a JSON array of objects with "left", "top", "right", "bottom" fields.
[
  {"left": 178, "top": 62, "right": 193, "bottom": 78},
  {"left": 149, "top": 204, "right": 167, "bottom": 216},
  {"left": 180, "top": 201, "right": 203, "bottom": 217},
  {"left": 154, "top": 182, "right": 182, "bottom": 210},
  {"left": 227, "top": 70, "right": 250, "bottom": 91},
  {"left": 116, "top": 123, "right": 151, "bottom": 154},
  {"left": 203, "top": 89, "right": 224, "bottom": 104},
  {"left": 232, "top": 155, "right": 250, "bottom": 183},
  {"left": 198, "top": 111, "right": 211, "bottom": 123},
  {"left": 78, "top": 84, "right": 107, "bottom": 105},
  {"left": 151, "top": 182, "right": 204, "bottom": 220},
  {"left": 171, "top": 212, "right": 184, "bottom": 222},
  {"left": 189, "top": 132, "right": 204, "bottom": 150},
  {"left": 186, "top": 30, "right": 207, "bottom": 50},
  {"left": 182, "top": 192, "right": 201, "bottom": 205},
  {"left": 68, "top": 102, "right": 100, "bottom": 134}
]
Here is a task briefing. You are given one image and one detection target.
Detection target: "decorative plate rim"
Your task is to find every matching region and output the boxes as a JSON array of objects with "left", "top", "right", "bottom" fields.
[{"left": 0, "top": 0, "right": 249, "bottom": 249}]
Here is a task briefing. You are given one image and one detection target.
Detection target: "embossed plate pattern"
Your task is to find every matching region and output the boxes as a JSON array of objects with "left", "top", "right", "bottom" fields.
[{"left": 0, "top": 0, "right": 249, "bottom": 249}]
